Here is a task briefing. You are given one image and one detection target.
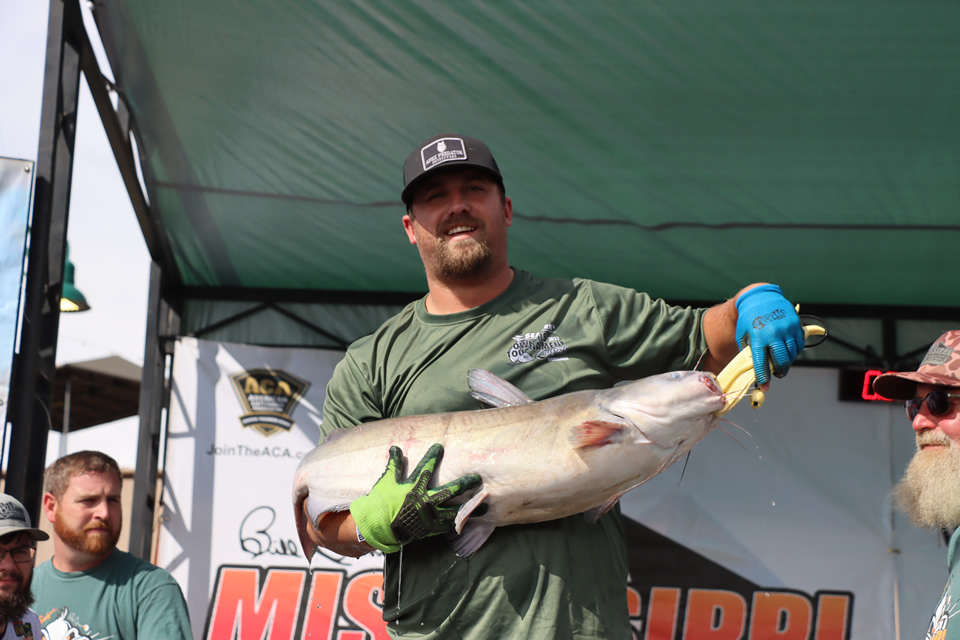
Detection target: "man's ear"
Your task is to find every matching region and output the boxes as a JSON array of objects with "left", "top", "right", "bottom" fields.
[
  {"left": 41, "top": 493, "right": 57, "bottom": 524},
  {"left": 402, "top": 214, "right": 418, "bottom": 245},
  {"left": 503, "top": 196, "right": 513, "bottom": 227}
]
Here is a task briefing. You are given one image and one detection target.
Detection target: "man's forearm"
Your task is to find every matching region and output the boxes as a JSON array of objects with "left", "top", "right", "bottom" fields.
[
  {"left": 308, "top": 508, "right": 376, "bottom": 558},
  {"left": 700, "top": 283, "right": 765, "bottom": 375}
]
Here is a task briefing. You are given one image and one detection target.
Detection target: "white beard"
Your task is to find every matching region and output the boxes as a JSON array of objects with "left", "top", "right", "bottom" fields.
[{"left": 893, "top": 436, "right": 960, "bottom": 529}]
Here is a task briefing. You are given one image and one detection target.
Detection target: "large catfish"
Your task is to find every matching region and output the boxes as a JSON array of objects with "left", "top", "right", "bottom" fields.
[{"left": 293, "top": 368, "right": 726, "bottom": 559}]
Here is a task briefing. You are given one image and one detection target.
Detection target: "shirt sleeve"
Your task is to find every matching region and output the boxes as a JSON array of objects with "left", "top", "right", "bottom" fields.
[
  {"left": 319, "top": 350, "right": 384, "bottom": 440},
  {"left": 584, "top": 279, "right": 708, "bottom": 378},
  {"left": 135, "top": 572, "right": 193, "bottom": 640}
]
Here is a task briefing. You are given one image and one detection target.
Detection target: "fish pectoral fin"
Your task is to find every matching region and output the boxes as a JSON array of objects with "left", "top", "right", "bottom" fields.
[
  {"left": 468, "top": 369, "right": 535, "bottom": 408},
  {"left": 454, "top": 488, "right": 490, "bottom": 533},
  {"left": 568, "top": 421, "right": 629, "bottom": 448},
  {"left": 294, "top": 491, "right": 318, "bottom": 562},
  {"left": 584, "top": 491, "right": 627, "bottom": 525},
  {"left": 451, "top": 519, "right": 497, "bottom": 558}
]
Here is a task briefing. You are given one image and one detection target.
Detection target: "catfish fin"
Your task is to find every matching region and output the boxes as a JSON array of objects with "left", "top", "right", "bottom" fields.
[
  {"left": 294, "top": 488, "right": 317, "bottom": 562},
  {"left": 568, "top": 420, "right": 636, "bottom": 448},
  {"left": 468, "top": 369, "right": 535, "bottom": 408},
  {"left": 451, "top": 519, "right": 497, "bottom": 558},
  {"left": 455, "top": 487, "right": 490, "bottom": 533},
  {"left": 583, "top": 491, "right": 627, "bottom": 525}
]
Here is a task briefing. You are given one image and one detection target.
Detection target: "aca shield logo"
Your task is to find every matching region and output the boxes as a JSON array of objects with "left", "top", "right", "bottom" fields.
[{"left": 229, "top": 369, "right": 310, "bottom": 437}]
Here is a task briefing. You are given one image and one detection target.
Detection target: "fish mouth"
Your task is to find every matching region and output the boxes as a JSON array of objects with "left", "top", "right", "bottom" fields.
[{"left": 700, "top": 373, "right": 722, "bottom": 395}]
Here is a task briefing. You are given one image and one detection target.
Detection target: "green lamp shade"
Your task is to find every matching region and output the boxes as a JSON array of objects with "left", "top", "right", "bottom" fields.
[{"left": 61, "top": 259, "right": 90, "bottom": 312}]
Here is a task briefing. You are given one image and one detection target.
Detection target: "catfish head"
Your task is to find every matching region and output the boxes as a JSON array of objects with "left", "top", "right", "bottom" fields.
[{"left": 595, "top": 370, "right": 725, "bottom": 449}]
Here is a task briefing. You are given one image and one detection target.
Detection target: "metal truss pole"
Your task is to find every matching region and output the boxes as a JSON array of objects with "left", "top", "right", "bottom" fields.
[
  {"left": 128, "top": 262, "right": 180, "bottom": 561},
  {"left": 5, "top": 0, "right": 83, "bottom": 520}
]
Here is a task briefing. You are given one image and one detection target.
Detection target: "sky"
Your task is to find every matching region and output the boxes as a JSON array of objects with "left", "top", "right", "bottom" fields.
[{"left": 1, "top": 2, "right": 150, "bottom": 469}]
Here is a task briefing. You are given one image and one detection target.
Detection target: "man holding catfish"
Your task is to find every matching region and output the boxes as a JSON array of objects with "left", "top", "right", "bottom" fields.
[{"left": 299, "top": 133, "right": 805, "bottom": 638}]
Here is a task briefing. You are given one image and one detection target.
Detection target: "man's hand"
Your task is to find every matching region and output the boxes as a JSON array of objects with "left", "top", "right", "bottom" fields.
[
  {"left": 734, "top": 284, "right": 804, "bottom": 384},
  {"left": 350, "top": 443, "right": 481, "bottom": 554}
]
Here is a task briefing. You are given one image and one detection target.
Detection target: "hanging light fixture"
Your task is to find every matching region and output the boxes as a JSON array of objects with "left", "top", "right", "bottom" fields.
[{"left": 60, "top": 242, "right": 90, "bottom": 312}]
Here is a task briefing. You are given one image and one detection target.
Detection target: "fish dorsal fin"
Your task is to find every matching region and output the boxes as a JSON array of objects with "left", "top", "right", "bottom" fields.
[
  {"left": 568, "top": 420, "right": 634, "bottom": 448},
  {"left": 467, "top": 369, "right": 535, "bottom": 408}
]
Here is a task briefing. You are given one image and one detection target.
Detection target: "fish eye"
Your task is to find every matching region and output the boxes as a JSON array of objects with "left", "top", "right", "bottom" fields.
[{"left": 670, "top": 372, "right": 682, "bottom": 379}]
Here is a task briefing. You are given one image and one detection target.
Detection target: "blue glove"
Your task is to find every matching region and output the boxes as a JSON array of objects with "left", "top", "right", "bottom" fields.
[{"left": 735, "top": 284, "right": 804, "bottom": 384}]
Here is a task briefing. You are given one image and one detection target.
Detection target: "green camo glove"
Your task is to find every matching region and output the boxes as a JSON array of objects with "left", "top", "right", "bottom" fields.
[{"left": 350, "top": 443, "right": 481, "bottom": 554}]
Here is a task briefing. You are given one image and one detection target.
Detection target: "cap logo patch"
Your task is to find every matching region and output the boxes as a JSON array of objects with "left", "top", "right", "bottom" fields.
[
  {"left": 0, "top": 501, "right": 26, "bottom": 523},
  {"left": 921, "top": 342, "right": 954, "bottom": 368},
  {"left": 421, "top": 137, "right": 467, "bottom": 171}
]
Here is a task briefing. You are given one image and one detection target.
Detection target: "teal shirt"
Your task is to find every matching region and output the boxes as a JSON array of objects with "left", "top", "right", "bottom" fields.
[
  {"left": 322, "top": 270, "right": 708, "bottom": 639},
  {"left": 33, "top": 549, "right": 192, "bottom": 640},
  {"left": 924, "top": 527, "right": 960, "bottom": 639}
]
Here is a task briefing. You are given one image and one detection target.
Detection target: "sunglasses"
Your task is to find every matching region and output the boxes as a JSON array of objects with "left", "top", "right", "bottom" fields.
[{"left": 905, "top": 390, "right": 960, "bottom": 421}]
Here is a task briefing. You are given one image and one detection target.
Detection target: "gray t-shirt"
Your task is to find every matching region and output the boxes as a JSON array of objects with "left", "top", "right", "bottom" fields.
[{"left": 0, "top": 608, "right": 39, "bottom": 640}]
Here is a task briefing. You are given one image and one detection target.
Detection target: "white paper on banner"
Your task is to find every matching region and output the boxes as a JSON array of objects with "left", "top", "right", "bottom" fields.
[{"left": 158, "top": 337, "right": 386, "bottom": 640}]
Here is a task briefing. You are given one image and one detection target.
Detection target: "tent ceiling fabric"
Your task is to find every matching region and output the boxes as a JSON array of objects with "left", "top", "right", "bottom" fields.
[{"left": 92, "top": 1, "right": 960, "bottom": 308}]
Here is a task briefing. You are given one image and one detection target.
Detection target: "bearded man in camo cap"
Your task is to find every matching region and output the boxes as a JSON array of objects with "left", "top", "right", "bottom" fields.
[{"left": 874, "top": 330, "right": 960, "bottom": 639}]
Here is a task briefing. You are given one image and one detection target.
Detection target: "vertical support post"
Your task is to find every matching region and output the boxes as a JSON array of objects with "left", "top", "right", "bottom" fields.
[
  {"left": 5, "top": 0, "right": 83, "bottom": 520},
  {"left": 881, "top": 317, "right": 897, "bottom": 369},
  {"left": 129, "top": 261, "right": 179, "bottom": 561},
  {"left": 59, "top": 379, "right": 72, "bottom": 458}
]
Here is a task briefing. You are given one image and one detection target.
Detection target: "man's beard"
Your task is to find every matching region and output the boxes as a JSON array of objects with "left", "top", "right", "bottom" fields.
[
  {"left": 0, "top": 571, "right": 33, "bottom": 623},
  {"left": 893, "top": 432, "right": 960, "bottom": 529},
  {"left": 414, "top": 219, "right": 494, "bottom": 281},
  {"left": 53, "top": 511, "right": 120, "bottom": 557}
]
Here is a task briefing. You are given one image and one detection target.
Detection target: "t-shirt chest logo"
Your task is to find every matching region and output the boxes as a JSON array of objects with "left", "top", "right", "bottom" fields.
[
  {"left": 925, "top": 579, "right": 955, "bottom": 640},
  {"left": 507, "top": 324, "right": 569, "bottom": 364},
  {"left": 12, "top": 621, "right": 33, "bottom": 639}
]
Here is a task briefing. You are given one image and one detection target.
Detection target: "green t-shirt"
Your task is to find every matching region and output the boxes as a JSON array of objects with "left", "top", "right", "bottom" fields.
[
  {"left": 322, "top": 270, "right": 708, "bottom": 639},
  {"left": 33, "top": 549, "right": 192, "bottom": 640}
]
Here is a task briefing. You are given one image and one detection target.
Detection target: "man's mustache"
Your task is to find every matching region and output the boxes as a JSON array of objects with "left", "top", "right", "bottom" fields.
[
  {"left": 917, "top": 432, "right": 952, "bottom": 448},
  {"left": 83, "top": 519, "right": 114, "bottom": 533}
]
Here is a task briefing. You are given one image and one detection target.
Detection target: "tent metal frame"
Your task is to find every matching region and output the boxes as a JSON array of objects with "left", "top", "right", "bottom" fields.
[{"left": 8, "top": 0, "right": 960, "bottom": 562}]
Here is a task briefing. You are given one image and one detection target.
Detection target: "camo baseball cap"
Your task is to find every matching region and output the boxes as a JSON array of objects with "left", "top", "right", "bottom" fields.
[
  {"left": 0, "top": 493, "right": 48, "bottom": 541},
  {"left": 873, "top": 330, "right": 960, "bottom": 400},
  {"left": 401, "top": 134, "right": 503, "bottom": 205}
]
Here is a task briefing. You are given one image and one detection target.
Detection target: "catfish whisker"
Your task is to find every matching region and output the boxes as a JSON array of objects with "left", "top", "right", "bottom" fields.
[
  {"left": 713, "top": 418, "right": 750, "bottom": 450},
  {"left": 678, "top": 451, "right": 691, "bottom": 486},
  {"left": 694, "top": 348, "right": 709, "bottom": 371}
]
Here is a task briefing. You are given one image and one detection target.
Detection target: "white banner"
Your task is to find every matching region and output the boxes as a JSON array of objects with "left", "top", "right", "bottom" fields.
[
  {"left": 158, "top": 338, "right": 941, "bottom": 639},
  {"left": 158, "top": 337, "right": 385, "bottom": 640},
  {"left": 0, "top": 157, "right": 33, "bottom": 426}
]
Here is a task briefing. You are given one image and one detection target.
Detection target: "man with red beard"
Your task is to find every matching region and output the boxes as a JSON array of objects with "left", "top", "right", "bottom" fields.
[
  {"left": 31, "top": 451, "right": 191, "bottom": 639},
  {"left": 0, "top": 493, "right": 48, "bottom": 640},
  {"left": 874, "top": 330, "right": 960, "bottom": 640},
  {"left": 301, "top": 134, "right": 807, "bottom": 639}
]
